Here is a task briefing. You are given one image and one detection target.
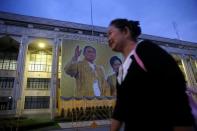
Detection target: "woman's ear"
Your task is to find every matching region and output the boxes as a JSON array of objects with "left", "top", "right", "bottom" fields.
[{"left": 124, "top": 27, "right": 131, "bottom": 39}]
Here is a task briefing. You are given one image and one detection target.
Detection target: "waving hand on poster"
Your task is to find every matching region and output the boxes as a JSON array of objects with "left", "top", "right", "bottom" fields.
[{"left": 64, "top": 45, "right": 109, "bottom": 97}]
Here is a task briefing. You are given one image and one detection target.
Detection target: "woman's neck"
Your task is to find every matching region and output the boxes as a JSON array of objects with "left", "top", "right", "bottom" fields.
[{"left": 122, "top": 41, "right": 136, "bottom": 58}]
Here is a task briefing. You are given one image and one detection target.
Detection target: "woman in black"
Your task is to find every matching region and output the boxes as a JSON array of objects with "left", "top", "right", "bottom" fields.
[{"left": 107, "top": 18, "right": 194, "bottom": 131}]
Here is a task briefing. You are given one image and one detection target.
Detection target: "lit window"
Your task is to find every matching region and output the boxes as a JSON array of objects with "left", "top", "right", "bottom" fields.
[{"left": 28, "top": 51, "right": 52, "bottom": 72}]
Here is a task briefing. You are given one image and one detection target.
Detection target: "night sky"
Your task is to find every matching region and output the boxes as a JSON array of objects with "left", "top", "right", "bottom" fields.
[{"left": 1, "top": 0, "right": 197, "bottom": 43}]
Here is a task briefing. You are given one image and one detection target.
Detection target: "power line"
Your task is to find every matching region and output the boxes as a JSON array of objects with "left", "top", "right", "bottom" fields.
[
  {"left": 172, "top": 21, "right": 181, "bottom": 40},
  {"left": 90, "top": 0, "right": 94, "bottom": 36}
]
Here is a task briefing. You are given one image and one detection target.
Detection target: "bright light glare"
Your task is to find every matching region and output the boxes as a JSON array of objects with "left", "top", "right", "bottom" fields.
[{"left": 38, "top": 42, "right": 45, "bottom": 48}]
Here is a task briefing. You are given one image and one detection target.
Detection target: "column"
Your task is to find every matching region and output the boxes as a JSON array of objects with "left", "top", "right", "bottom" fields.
[
  {"left": 12, "top": 35, "right": 28, "bottom": 116},
  {"left": 181, "top": 54, "right": 195, "bottom": 88},
  {"left": 189, "top": 56, "right": 197, "bottom": 87},
  {"left": 50, "top": 38, "right": 61, "bottom": 120}
]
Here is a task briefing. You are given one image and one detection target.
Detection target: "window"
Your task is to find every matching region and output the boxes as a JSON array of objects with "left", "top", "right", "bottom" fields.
[
  {"left": 27, "top": 78, "right": 50, "bottom": 89},
  {"left": 24, "top": 96, "right": 50, "bottom": 109},
  {"left": 0, "top": 97, "right": 12, "bottom": 110},
  {"left": 28, "top": 51, "right": 52, "bottom": 72},
  {"left": 0, "top": 77, "right": 14, "bottom": 89},
  {"left": 0, "top": 52, "right": 17, "bottom": 70}
]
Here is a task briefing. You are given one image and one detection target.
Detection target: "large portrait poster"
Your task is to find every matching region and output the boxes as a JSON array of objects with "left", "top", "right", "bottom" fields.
[{"left": 61, "top": 39, "right": 122, "bottom": 97}]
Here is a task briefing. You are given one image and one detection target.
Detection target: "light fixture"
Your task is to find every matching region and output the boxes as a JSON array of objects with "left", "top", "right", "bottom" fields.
[{"left": 38, "top": 42, "right": 45, "bottom": 48}]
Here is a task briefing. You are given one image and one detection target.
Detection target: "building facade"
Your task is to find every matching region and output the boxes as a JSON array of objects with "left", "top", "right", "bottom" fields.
[{"left": 0, "top": 11, "right": 196, "bottom": 118}]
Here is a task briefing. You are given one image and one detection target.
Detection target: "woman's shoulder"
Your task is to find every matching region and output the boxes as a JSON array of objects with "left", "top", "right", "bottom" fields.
[
  {"left": 137, "top": 40, "right": 159, "bottom": 50},
  {"left": 136, "top": 40, "right": 168, "bottom": 57}
]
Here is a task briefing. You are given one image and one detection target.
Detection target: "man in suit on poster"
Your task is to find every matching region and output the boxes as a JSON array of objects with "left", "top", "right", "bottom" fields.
[{"left": 64, "top": 45, "right": 109, "bottom": 97}]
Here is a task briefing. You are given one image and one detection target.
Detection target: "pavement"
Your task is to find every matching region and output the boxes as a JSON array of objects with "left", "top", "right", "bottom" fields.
[{"left": 53, "top": 120, "right": 124, "bottom": 131}]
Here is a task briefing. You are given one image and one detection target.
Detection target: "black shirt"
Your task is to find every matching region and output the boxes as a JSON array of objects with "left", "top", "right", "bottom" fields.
[{"left": 112, "top": 40, "right": 194, "bottom": 131}]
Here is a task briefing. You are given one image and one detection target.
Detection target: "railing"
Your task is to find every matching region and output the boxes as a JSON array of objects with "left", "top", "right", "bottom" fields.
[{"left": 57, "top": 96, "right": 115, "bottom": 122}]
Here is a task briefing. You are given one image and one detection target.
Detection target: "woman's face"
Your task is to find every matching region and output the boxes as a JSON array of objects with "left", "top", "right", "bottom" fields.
[
  {"left": 107, "top": 25, "right": 126, "bottom": 52},
  {"left": 112, "top": 59, "right": 122, "bottom": 73}
]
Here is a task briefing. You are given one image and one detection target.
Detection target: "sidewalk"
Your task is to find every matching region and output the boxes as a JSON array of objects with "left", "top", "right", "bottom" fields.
[
  {"left": 55, "top": 120, "right": 124, "bottom": 131},
  {"left": 58, "top": 120, "right": 111, "bottom": 129}
]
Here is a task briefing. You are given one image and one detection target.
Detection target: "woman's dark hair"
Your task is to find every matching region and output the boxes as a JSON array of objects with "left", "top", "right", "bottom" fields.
[
  {"left": 110, "top": 18, "right": 141, "bottom": 41},
  {"left": 110, "top": 56, "right": 122, "bottom": 66}
]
